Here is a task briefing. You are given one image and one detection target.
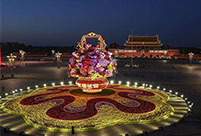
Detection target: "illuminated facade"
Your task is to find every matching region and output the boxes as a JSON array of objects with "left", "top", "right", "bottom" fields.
[
  {"left": 124, "top": 35, "right": 162, "bottom": 49},
  {"left": 109, "top": 35, "right": 180, "bottom": 58}
]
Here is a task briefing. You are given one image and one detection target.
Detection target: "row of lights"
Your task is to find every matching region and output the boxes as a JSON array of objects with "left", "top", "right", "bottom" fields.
[{"left": 0, "top": 81, "right": 74, "bottom": 98}]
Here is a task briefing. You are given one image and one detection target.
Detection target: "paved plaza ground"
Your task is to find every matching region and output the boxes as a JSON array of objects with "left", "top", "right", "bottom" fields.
[{"left": 0, "top": 58, "right": 201, "bottom": 136}]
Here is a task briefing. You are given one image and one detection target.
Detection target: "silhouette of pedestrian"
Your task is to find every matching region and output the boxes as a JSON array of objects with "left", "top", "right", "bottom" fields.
[
  {"left": 72, "top": 126, "right": 75, "bottom": 134},
  {"left": 1, "top": 74, "right": 4, "bottom": 80}
]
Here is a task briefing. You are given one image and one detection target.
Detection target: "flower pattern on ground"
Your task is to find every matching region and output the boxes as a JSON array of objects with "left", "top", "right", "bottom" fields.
[{"left": 1, "top": 85, "right": 174, "bottom": 132}]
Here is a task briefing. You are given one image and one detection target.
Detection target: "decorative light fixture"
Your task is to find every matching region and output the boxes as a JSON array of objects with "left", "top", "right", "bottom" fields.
[
  {"left": 5, "top": 93, "right": 8, "bottom": 96},
  {"left": 60, "top": 82, "right": 64, "bottom": 85},
  {"left": 43, "top": 84, "right": 47, "bottom": 87},
  {"left": 19, "top": 50, "right": 26, "bottom": 66},
  {"left": 169, "top": 90, "right": 172, "bottom": 93},
  {"left": 118, "top": 81, "right": 122, "bottom": 84},
  {"left": 20, "top": 89, "right": 23, "bottom": 92},
  {"left": 52, "top": 83, "right": 55, "bottom": 86},
  {"left": 188, "top": 52, "right": 194, "bottom": 66},
  {"left": 126, "top": 81, "right": 130, "bottom": 86},
  {"left": 6, "top": 53, "right": 17, "bottom": 77},
  {"left": 69, "top": 81, "right": 72, "bottom": 85},
  {"left": 157, "top": 86, "right": 160, "bottom": 89},
  {"left": 110, "top": 80, "right": 114, "bottom": 84},
  {"left": 55, "top": 52, "right": 62, "bottom": 68},
  {"left": 35, "top": 85, "right": 39, "bottom": 88},
  {"left": 27, "top": 87, "right": 30, "bottom": 90}
]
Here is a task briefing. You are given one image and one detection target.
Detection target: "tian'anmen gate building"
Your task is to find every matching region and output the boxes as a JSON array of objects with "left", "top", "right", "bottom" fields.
[
  {"left": 109, "top": 35, "right": 180, "bottom": 58},
  {"left": 125, "top": 35, "right": 162, "bottom": 49}
]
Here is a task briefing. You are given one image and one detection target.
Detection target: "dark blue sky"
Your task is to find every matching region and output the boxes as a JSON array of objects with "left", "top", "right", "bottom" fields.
[{"left": 1, "top": 0, "right": 201, "bottom": 47}]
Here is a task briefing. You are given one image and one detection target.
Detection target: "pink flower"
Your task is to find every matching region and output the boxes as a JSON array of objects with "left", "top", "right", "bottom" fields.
[
  {"left": 79, "top": 55, "right": 86, "bottom": 62},
  {"left": 105, "top": 70, "right": 112, "bottom": 77},
  {"left": 98, "top": 59, "right": 109, "bottom": 67},
  {"left": 87, "top": 66, "right": 94, "bottom": 74},
  {"left": 72, "top": 52, "right": 79, "bottom": 57},
  {"left": 100, "top": 67, "right": 105, "bottom": 72},
  {"left": 77, "top": 63, "right": 82, "bottom": 68},
  {"left": 94, "top": 67, "right": 100, "bottom": 72},
  {"left": 71, "top": 68, "right": 77, "bottom": 74},
  {"left": 80, "top": 67, "right": 87, "bottom": 74},
  {"left": 69, "top": 57, "right": 74, "bottom": 63},
  {"left": 90, "top": 59, "right": 97, "bottom": 66}
]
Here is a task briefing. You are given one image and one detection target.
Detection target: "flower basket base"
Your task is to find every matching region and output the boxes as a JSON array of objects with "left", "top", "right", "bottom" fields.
[{"left": 76, "top": 77, "right": 109, "bottom": 93}]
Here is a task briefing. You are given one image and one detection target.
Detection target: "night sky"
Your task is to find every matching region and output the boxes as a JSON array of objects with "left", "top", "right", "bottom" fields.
[{"left": 1, "top": 0, "right": 201, "bottom": 47}]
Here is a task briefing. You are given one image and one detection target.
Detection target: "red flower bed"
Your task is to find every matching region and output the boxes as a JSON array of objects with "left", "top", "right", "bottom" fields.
[{"left": 19, "top": 86, "right": 156, "bottom": 120}]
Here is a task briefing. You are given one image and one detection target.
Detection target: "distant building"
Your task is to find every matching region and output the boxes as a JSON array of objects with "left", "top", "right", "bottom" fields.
[
  {"left": 124, "top": 35, "right": 162, "bottom": 49},
  {"left": 109, "top": 34, "right": 180, "bottom": 58}
]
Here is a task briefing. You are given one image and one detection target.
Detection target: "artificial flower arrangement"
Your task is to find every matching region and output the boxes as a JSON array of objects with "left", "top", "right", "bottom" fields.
[{"left": 68, "top": 44, "right": 117, "bottom": 80}]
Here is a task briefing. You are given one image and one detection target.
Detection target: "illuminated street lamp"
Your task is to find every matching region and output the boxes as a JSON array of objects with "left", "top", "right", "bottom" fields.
[
  {"left": 51, "top": 50, "right": 55, "bottom": 61},
  {"left": 188, "top": 52, "right": 194, "bottom": 66},
  {"left": 55, "top": 52, "right": 62, "bottom": 68},
  {"left": 51, "top": 50, "right": 55, "bottom": 55},
  {"left": 19, "top": 50, "right": 26, "bottom": 66},
  {"left": 7, "top": 53, "right": 16, "bottom": 77}
]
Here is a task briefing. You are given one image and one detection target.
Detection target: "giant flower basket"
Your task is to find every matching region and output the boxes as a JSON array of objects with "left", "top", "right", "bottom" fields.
[{"left": 68, "top": 32, "right": 117, "bottom": 93}]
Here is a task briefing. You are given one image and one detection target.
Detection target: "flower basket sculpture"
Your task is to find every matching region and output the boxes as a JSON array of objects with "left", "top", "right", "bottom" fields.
[{"left": 68, "top": 32, "right": 117, "bottom": 93}]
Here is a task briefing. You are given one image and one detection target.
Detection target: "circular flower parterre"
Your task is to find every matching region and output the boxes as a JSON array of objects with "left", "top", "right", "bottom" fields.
[
  {"left": 1, "top": 85, "right": 174, "bottom": 132},
  {"left": 68, "top": 45, "right": 117, "bottom": 79}
]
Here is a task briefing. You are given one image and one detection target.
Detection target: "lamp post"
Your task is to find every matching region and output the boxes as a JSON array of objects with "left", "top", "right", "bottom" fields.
[
  {"left": 51, "top": 50, "right": 55, "bottom": 56},
  {"left": 19, "top": 50, "right": 26, "bottom": 66},
  {"left": 51, "top": 50, "right": 55, "bottom": 61},
  {"left": 7, "top": 53, "right": 16, "bottom": 77},
  {"left": 188, "top": 52, "right": 194, "bottom": 66},
  {"left": 55, "top": 52, "right": 62, "bottom": 68}
]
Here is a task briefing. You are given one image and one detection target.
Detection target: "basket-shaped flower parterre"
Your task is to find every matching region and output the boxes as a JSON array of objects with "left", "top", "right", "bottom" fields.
[{"left": 68, "top": 32, "right": 117, "bottom": 93}]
